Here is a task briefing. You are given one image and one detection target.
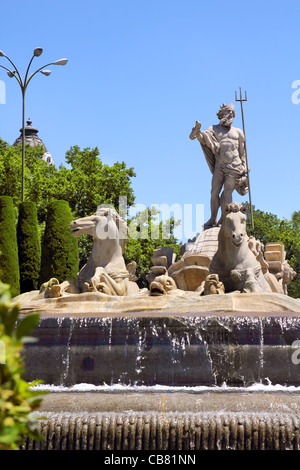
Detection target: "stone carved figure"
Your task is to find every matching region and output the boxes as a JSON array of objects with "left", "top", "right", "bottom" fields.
[
  {"left": 247, "top": 236, "right": 269, "bottom": 274},
  {"left": 149, "top": 275, "right": 177, "bottom": 296},
  {"left": 39, "top": 278, "right": 61, "bottom": 298},
  {"left": 209, "top": 203, "right": 271, "bottom": 293},
  {"left": 69, "top": 206, "right": 129, "bottom": 295},
  {"left": 190, "top": 103, "right": 249, "bottom": 229},
  {"left": 282, "top": 262, "right": 297, "bottom": 296},
  {"left": 196, "top": 274, "right": 225, "bottom": 296}
]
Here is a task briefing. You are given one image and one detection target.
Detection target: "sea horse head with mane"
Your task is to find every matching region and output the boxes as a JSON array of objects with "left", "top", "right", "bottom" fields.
[
  {"left": 209, "top": 202, "right": 271, "bottom": 293},
  {"left": 69, "top": 206, "right": 129, "bottom": 295}
]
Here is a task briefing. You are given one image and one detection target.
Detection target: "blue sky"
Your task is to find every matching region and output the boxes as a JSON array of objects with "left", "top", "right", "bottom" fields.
[{"left": 0, "top": 0, "right": 299, "bottom": 241}]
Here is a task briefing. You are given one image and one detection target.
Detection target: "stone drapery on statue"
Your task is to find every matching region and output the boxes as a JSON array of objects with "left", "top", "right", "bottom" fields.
[{"left": 189, "top": 103, "right": 249, "bottom": 229}]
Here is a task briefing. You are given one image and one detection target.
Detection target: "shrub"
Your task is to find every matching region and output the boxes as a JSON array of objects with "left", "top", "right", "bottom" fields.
[
  {"left": 0, "top": 281, "right": 45, "bottom": 450},
  {"left": 0, "top": 196, "right": 20, "bottom": 297},
  {"left": 17, "top": 202, "right": 41, "bottom": 293},
  {"left": 39, "top": 200, "right": 79, "bottom": 285}
]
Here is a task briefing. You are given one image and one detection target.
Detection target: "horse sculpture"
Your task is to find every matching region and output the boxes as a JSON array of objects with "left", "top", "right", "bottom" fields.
[
  {"left": 209, "top": 202, "right": 271, "bottom": 293},
  {"left": 69, "top": 206, "right": 129, "bottom": 296}
]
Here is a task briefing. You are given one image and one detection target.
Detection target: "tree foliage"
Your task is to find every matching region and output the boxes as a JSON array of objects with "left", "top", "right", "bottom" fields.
[
  {"left": 0, "top": 141, "right": 136, "bottom": 287},
  {"left": 0, "top": 141, "right": 136, "bottom": 223},
  {"left": 0, "top": 281, "right": 45, "bottom": 450},
  {"left": 17, "top": 202, "right": 41, "bottom": 293},
  {"left": 0, "top": 196, "right": 20, "bottom": 297},
  {"left": 60, "top": 146, "right": 136, "bottom": 218},
  {"left": 124, "top": 207, "right": 182, "bottom": 288},
  {"left": 39, "top": 200, "right": 79, "bottom": 285},
  {"left": 0, "top": 141, "right": 53, "bottom": 221}
]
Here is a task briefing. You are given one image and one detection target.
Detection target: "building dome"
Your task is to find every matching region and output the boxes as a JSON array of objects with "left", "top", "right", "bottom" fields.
[{"left": 13, "top": 118, "right": 54, "bottom": 164}]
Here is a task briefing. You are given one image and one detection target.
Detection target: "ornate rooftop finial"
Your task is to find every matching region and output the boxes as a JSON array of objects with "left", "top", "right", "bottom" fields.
[{"left": 13, "top": 118, "right": 54, "bottom": 165}]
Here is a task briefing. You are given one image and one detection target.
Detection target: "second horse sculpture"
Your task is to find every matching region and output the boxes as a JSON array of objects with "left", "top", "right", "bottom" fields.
[{"left": 209, "top": 202, "right": 271, "bottom": 293}]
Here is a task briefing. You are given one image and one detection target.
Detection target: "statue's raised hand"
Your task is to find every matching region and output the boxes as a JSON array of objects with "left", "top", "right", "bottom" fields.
[{"left": 189, "top": 121, "right": 201, "bottom": 140}]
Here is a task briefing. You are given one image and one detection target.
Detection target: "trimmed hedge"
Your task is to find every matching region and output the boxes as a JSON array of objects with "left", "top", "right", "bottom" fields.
[
  {"left": 17, "top": 202, "right": 41, "bottom": 293},
  {"left": 39, "top": 200, "right": 79, "bottom": 285},
  {"left": 0, "top": 196, "right": 20, "bottom": 297}
]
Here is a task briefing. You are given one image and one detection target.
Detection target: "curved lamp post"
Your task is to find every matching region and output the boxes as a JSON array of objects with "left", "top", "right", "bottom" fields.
[{"left": 0, "top": 48, "right": 68, "bottom": 202}]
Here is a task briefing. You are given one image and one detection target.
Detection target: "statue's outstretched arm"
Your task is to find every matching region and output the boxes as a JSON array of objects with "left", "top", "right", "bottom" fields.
[
  {"left": 189, "top": 122, "right": 216, "bottom": 149},
  {"left": 189, "top": 121, "right": 202, "bottom": 140}
]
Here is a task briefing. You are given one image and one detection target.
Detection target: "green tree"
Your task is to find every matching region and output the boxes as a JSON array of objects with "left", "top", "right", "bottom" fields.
[
  {"left": 292, "top": 211, "right": 300, "bottom": 231},
  {"left": 124, "top": 207, "right": 182, "bottom": 288},
  {"left": 246, "top": 205, "right": 300, "bottom": 298},
  {"left": 39, "top": 200, "right": 79, "bottom": 285},
  {"left": 55, "top": 146, "right": 136, "bottom": 264},
  {"left": 17, "top": 202, "right": 41, "bottom": 293},
  {"left": 0, "top": 140, "right": 51, "bottom": 219},
  {"left": 58, "top": 145, "right": 136, "bottom": 218},
  {"left": 0, "top": 141, "right": 136, "bottom": 275},
  {"left": 0, "top": 196, "right": 20, "bottom": 297},
  {"left": 0, "top": 141, "right": 136, "bottom": 223},
  {"left": 0, "top": 281, "right": 45, "bottom": 450}
]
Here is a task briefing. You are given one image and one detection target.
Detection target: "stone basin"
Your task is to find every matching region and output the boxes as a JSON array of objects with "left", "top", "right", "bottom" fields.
[
  {"left": 16, "top": 290, "right": 300, "bottom": 450},
  {"left": 17, "top": 291, "right": 300, "bottom": 388}
]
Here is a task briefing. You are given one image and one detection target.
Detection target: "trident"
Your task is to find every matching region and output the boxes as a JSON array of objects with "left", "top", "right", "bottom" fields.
[{"left": 235, "top": 87, "right": 254, "bottom": 229}]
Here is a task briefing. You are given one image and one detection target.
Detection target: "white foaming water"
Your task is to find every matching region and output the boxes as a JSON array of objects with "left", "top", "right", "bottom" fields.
[{"left": 31, "top": 381, "right": 300, "bottom": 393}]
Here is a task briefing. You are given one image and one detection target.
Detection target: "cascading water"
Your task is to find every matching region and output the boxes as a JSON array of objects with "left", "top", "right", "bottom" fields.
[
  {"left": 21, "top": 312, "right": 300, "bottom": 450},
  {"left": 22, "top": 314, "right": 300, "bottom": 387},
  {"left": 60, "top": 317, "right": 74, "bottom": 385}
]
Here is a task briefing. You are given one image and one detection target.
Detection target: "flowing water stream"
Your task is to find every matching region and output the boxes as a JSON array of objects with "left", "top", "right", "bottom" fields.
[
  {"left": 21, "top": 313, "right": 300, "bottom": 450},
  {"left": 23, "top": 314, "right": 300, "bottom": 387}
]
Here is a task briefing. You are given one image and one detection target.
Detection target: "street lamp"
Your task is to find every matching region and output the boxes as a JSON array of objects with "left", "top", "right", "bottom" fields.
[{"left": 0, "top": 48, "right": 68, "bottom": 202}]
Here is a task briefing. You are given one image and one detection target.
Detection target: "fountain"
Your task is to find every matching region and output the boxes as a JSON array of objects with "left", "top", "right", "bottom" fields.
[{"left": 16, "top": 104, "right": 300, "bottom": 451}]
